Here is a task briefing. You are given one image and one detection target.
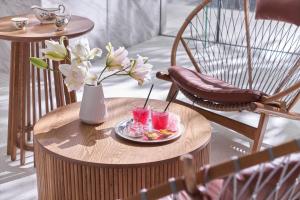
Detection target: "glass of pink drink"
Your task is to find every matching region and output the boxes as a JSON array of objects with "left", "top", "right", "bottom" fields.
[
  {"left": 151, "top": 110, "right": 169, "bottom": 130},
  {"left": 132, "top": 107, "right": 150, "bottom": 125}
]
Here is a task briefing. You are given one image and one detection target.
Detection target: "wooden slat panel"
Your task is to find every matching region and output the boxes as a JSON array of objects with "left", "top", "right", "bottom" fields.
[
  {"left": 19, "top": 42, "right": 26, "bottom": 165},
  {"left": 26, "top": 42, "right": 31, "bottom": 142},
  {"left": 34, "top": 142, "right": 209, "bottom": 199},
  {"left": 8, "top": 42, "right": 19, "bottom": 160}
]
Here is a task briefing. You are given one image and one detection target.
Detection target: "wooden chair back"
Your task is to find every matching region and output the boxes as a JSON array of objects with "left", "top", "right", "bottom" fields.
[{"left": 128, "top": 139, "right": 300, "bottom": 200}]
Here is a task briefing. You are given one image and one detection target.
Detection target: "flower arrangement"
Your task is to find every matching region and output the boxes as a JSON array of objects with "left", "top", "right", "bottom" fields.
[{"left": 30, "top": 36, "right": 153, "bottom": 91}]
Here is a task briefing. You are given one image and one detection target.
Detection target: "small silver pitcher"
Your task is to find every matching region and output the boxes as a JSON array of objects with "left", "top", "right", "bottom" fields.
[{"left": 55, "top": 13, "right": 71, "bottom": 31}]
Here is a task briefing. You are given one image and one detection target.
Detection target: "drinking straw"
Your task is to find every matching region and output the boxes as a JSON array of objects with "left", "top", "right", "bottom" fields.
[
  {"left": 143, "top": 84, "right": 154, "bottom": 108},
  {"left": 163, "top": 92, "right": 177, "bottom": 112}
]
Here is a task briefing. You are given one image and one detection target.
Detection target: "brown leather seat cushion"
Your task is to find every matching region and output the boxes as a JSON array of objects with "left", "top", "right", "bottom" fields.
[
  {"left": 168, "top": 66, "right": 263, "bottom": 104},
  {"left": 255, "top": 0, "right": 300, "bottom": 26}
]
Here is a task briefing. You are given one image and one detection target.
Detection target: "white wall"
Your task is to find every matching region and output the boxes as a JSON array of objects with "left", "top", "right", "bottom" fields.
[
  {"left": 42, "top": 0, "right": 161, "bottom": 48},
  {"left": 107, "top": 0, "right": 161, "bottom": 47}
]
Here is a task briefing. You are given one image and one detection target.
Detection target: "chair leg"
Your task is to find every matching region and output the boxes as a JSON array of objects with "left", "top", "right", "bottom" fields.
[
  {"left": 172, "top": 99, "right": 271, "bottom": 153},
  {"left": 166, "top": 83, "right": 178, "bottom": 101},
  {"left": 251, "top": 113, "right": 269, "bottom": 153}
]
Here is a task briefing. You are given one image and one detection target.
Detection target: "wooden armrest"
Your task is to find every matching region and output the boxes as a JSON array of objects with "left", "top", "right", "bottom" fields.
[
  {"left": 262, "top": 81, "right": 300, "bottom": 104},
  {"left": 260, "top": 96, "right": 287, "bottom": 109},
  {"left": 156, "top": 71, "right": 172, "bottom": 82},
  {"left": 254, "top": 102, "right": 300, "bottom": 120}
]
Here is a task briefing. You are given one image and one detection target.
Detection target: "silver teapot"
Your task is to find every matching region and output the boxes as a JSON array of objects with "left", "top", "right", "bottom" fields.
[{"left": 31, "top": 4, "right": 65, "bottom": 24}]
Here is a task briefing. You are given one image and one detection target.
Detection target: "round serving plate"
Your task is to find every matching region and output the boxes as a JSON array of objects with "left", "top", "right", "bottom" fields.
[{"left": 114, "top": 119, "right": 184, "bottom": 144}]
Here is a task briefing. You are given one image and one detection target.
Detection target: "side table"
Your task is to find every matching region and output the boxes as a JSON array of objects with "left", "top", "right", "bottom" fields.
[
  {"left": 0, "top": 14, "right": 94, "bottom": 164},
  {"left": 34, "top": 98, "right": 211, "bottom": 200}
]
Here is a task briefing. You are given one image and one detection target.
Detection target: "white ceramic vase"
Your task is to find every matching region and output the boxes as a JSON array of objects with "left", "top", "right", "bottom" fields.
[{"left": 79, "top": 84, "right": 107, "bottom": 124}]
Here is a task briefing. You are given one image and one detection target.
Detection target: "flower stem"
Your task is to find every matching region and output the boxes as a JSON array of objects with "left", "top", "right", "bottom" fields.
[
  {"left": 97, "top": 66, "right": 108, "bottom": 82},
  {"left": 97, "top": 66, "right": 130, "bottom": 85}
]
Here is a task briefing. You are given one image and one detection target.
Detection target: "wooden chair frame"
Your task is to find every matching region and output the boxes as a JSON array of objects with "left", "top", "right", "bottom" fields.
[
  {"left": 157, "top": 0, "right": 300, "bottom": 152},
  {"left": 128, "top": 139, "right": 300, "bottom": 200}
]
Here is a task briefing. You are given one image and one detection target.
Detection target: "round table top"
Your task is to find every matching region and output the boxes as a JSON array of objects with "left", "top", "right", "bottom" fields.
[
  {"left": 34, "top": 98, "right": 211, "bottom": 166},
  {"left": 0, "top": 14, "right": 94, "bottom": 42}
]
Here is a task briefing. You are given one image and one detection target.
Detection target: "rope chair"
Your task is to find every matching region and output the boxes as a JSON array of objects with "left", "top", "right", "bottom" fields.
[
  {"left": 128, "top": 139, "right": 300, "bottom": 200},
  {"left": 157, "top": 0, "right": 300, "bottom": 152}
]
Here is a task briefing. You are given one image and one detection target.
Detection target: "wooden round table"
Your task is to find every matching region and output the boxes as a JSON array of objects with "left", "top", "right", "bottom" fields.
[
  {"left": 0, "top": 14, "right": 94, "bottom": 164},
  {"left": 34, "top": 98, "right": 211, "bottom": 200}
]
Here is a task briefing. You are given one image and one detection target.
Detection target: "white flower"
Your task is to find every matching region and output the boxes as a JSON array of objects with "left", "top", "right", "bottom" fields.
[
  {"left": 128, "top": 55, "right": 153, "bottom": 85},
  {"left": 42, "top": 40, "right": 67, "bottom": 61},
  {"left": 85, "top": 72, "right": 98, "bottom": 86},
  {"left": 105, "top": 43, "right": 130, "bottom": 71},
  {"left": 70, "top": 38, "right": 102, "bottom": 66},
  {"left": 59, "top": 64, "right": 87, "bottom": 91},
  {"left": 80, "top": 60, "right": 93, "bottom": 70}
]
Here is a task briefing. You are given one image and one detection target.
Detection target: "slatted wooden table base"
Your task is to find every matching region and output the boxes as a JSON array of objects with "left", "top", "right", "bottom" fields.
[
  {"left": 34, "top": 98, "right": 211, "bottom": 200},
  {"left": 35, "top": 143, "right": 209, "bottom": 200}
]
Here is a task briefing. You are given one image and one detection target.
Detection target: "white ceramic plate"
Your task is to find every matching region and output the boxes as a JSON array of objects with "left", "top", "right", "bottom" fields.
[{"left": 114, "top": 119, "right": 183, "bottom": 144}]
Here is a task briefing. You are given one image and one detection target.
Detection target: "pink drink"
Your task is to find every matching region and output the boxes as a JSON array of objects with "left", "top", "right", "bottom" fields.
[
  {"left": 151, "top": 111, "right": 169, "bottom": 130},
  {"left": 132, "top": 107, "right": 150, "bottom": 125}
]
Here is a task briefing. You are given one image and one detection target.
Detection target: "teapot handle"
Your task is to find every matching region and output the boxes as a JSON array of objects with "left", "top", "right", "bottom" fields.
[{"left": 58, "top": 4, "right": 65, "bottom": 13}]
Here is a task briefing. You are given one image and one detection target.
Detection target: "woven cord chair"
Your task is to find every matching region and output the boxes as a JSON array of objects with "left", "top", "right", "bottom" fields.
[
  {"left": 157, "top": 0, "right": 300, "bottom": 152},
  {"left": 128, "top": 139, "right": 300, "bottom": 200}
]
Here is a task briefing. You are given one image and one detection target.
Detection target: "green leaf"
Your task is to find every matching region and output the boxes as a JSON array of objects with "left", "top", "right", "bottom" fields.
[
  {"left": 44, "top": 51, "right": 66, "bottom": 61},
  {"left": 30, "top": 57, "right": 48, "bottom": 69}
]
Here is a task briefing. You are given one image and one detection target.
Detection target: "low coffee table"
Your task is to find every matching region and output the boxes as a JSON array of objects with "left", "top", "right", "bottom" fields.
[{"left": 34, "top": 98, "right": 211, "bottom": 200}]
